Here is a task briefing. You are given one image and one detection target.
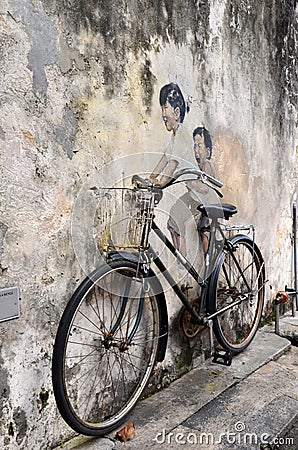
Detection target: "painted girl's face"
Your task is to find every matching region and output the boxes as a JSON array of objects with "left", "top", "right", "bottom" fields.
[
  {"left": 193, "top": 133, "right": 208, "bottom": 163},
  {"left": 161, "top": 101, "right": 180, "bottom": 133}
]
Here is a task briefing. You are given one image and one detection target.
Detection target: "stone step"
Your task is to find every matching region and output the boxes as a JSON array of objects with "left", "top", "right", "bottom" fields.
[
  {"left": 276, "top": 311, "right": 298, "bottom": 345},
  {"left": 54, "top": 326, "right": 296, "bottom": 450},
  {"left": 173, "top": 348, "right": 298, "bottom": 449}
]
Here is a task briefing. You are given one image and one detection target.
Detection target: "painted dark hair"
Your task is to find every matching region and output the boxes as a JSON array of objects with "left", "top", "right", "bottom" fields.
[
  {"left": 193, "top": 126, "right": 212, "bottom": 159},
  {"left": 159, "top": 83, "right": 189, "bottom": 123}
]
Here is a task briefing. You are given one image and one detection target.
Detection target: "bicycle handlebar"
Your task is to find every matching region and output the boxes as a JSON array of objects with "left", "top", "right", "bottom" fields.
[
  {"left": 131, "top": 174, "right": 153, "bottom": 189},
  {"left": 167, "top": 168, "right": 223, "bottom": 189},
  {"left": 132, "top": 168, "right": 223, "bottom": 198}
]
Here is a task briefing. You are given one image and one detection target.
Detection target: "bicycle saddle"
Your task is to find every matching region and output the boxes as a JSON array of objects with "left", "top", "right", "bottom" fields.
[{"left": 198, "top": 203, "right": 237, "bottom": 220}]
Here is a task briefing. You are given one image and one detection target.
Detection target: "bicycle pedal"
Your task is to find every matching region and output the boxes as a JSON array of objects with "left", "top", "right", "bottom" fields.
[{"left": 212, "top": 349, "right": 233, "bottom": 366}]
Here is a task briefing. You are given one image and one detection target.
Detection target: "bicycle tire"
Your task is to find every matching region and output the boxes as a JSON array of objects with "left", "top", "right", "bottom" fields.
[
  {"left": 52, "top": 260, "right": 160, "bottom": 436},
  {"left": 208, "top": 234, "right": 265, "bottom": 353}
]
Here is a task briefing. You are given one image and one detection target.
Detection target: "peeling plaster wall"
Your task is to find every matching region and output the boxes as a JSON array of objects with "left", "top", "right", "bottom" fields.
[{"left": 0, "top": 0, "right": 297, "bottom": 447}]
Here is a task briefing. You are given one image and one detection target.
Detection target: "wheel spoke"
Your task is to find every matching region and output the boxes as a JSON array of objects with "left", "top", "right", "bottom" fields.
[
  {"left": 210, "top": 236, "right": 265, "bottom": 352},
  {"left": 53, "top": 262, "right": 160, "bottom": 435}
]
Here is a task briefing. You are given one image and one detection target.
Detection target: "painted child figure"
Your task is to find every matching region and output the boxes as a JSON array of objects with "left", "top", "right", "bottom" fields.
[
  {"left": 192, "top": 126, "right": 215, "bottom": 254},
  {"left": 149, "top": 83, "right": 197, "bottom": 255}
]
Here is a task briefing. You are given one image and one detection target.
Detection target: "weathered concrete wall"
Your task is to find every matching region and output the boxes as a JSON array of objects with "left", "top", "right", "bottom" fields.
[{"left": 0, "top": 0, "right": 297, "bottom": 447}]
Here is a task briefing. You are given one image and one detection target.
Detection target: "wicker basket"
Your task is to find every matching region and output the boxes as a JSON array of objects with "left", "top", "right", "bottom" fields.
[{"left": 95, "top": 188, "right": 155, "bottom": 249}]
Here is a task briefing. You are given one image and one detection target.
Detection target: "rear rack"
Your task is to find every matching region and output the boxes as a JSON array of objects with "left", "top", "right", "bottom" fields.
[
  {"left": 223, "top": 224, "right": 255, "bottom": 233},
  {"left": 223, "top": 224, "right": 255, "bottom": 241}
]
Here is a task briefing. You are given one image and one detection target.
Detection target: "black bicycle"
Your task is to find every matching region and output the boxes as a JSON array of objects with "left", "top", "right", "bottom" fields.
[{"left": 52, "top": 168, "right": 265, "bottom": 436}]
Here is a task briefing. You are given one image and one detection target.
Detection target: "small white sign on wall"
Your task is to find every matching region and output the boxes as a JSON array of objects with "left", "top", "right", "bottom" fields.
[{"left": 0, "top": 286, "right": 20, "bottom": 322}]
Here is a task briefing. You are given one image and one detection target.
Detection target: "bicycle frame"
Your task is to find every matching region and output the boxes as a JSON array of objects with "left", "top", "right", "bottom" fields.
[
  {"left": 105, "top": 204, "right": 265, "bottom": 352},
  {"left": 104, "top": 168, "right": 264, "bottom": 338},
  {"left": 139, "top": 217, "right": 256, "bottom": 327}
]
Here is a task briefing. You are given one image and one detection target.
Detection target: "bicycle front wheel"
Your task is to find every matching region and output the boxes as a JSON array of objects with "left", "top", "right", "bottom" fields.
[
  {"left": 52, "top": 260, "right": 160, "bottom": 436},
  {"left": 208, "top": 235, "right": 265, "bottom": 353}
]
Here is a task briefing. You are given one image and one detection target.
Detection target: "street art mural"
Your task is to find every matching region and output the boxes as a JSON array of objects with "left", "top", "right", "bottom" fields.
[
  {"left": 71, "top": 81, "right": 221, "bottom": 281},
  {"left": 147, "top": 82, "right": 218, "bottom": 259},
  {"left": 0, "top": 0, "right": 296, "bottom": 446},
  {"left": 71, "top": 81, "right": 223, "bottom": 293}
]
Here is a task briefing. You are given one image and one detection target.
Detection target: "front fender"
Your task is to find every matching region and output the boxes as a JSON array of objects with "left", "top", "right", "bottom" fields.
[{"left": 107, "top": 251, "right": 168, "bottom": 362}]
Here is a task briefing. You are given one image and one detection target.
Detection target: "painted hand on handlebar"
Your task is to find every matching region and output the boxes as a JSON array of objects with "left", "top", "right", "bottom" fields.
[{"left": 131, "top": 175, "right": 163, "bottom": 204}]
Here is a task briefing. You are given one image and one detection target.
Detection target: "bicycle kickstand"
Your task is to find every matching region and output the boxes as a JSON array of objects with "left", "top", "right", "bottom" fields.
[{"left": 207, "top": 319, "right": 215, "bottom": 355}]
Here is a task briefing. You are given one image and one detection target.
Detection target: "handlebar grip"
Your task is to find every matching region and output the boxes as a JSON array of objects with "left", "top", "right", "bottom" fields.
[
  {"left": 214, "top": 187, "right": 223, "bottom": 198},
  {"left": 132, "top": 174, "right": 148, "bottom": 188},
  {"left": 203, "top": 173, "right": 223, "bottom": 188}
]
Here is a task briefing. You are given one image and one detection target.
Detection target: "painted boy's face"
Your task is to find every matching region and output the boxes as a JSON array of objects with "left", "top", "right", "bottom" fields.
[
  {"left": 161, "top": 101, "right": 180, "bottom": 133},
  {"left": 193, "top": 134, "right": 208, "bottom": 163}
]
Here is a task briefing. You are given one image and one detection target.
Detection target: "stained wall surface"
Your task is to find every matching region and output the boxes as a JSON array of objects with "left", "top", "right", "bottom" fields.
[{"left": 0, "top": 0, "right": 297, "bottom": 447}]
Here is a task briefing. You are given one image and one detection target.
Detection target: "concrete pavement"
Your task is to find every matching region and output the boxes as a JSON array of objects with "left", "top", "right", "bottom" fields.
[{"left": 52, "top": 317, "right": 298, "bottom": 450}]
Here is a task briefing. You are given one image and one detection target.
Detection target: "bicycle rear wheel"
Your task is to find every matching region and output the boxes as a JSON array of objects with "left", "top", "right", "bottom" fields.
[
  {"left": 208, "top": 235, "right": 265, "bottom": 353},
  {"left": 52, "top": 260, "right": 160, "bottom": 436}
]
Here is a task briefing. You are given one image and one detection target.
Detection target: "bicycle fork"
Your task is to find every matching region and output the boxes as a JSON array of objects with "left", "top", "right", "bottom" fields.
[{"left": 103, "top": 269, "right": 146, "bottom": 350}]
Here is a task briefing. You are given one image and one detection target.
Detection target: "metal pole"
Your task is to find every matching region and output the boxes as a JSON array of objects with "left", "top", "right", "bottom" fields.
[
  {"left": 293, "top": 193, "right": 297, "bottom": 315},
  {"left": 275, "top": 301, "right": 280, "bottom": 335}
]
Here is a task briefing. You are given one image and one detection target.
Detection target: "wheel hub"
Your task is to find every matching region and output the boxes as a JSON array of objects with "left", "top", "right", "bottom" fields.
[{"left": 103, "top": 333, "right": 129, "bottom": 351}]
